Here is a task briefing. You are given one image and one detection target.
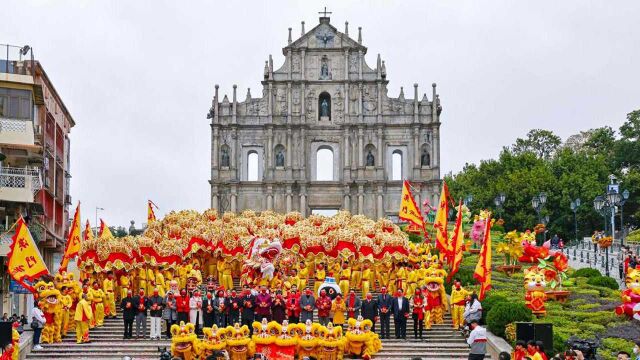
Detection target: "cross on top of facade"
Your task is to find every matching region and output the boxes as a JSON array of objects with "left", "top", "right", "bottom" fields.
[{"left": 318, "top": 7, "right": 332, "bottom": 17}]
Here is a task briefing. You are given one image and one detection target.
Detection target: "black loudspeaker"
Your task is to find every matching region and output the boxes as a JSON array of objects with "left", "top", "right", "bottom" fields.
[
  {"left": 516, "top": 322, "right": 535, "bottom": 342},
  {"left": 534, "top": 323, "right": 554, "bottom": 353},
  {"left": 515, "top": 322, "right": 553, "bottom": 353},
  {"left": 0, "top": 321, "right": 12, "bottom": 348}
]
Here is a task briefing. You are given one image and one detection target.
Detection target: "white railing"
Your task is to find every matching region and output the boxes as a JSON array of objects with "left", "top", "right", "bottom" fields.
[
  {"left": 0, "top": 167, "right": 42, "bottom": 197},
  {"left": 0, "top": 118, "right": 36, "bottom": 146}
]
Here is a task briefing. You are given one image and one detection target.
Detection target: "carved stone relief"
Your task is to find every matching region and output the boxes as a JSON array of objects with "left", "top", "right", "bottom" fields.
[
  {"left": 276, "top": 87, "right": 287, "bottom": 115},
  {"left": 292, "top": 55, "right": 301, "bottom": 73},
  {"left": 306, "top": 89, "right": 316, "bottom": 115},
  {"left": 334, "top": 88, "right": 344, "bottom": 121},
  {"left": 349, "top": 87, "right": 359, "bottom": 115},
  {"left": 362, "top": 85, "right": 377, "bottom": 114},
  {"left": 292, "top": 87, "right": 301, "bottom": 115},
  {"left": 349, "top": 54, "right": 358, "bottom": 73}
]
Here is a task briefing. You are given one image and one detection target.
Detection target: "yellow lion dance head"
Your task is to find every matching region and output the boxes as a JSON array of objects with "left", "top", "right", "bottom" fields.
[
  {"left": 35, "top": 281, "right": 61, "bottom": 310},
  {"left": 626, "top": 268, "right": 640, "bottom": 295},
  {"left": 424, "top": 266, "right": 446, "bottom": 293},
  {"left": 198, "top": 325, "right": 228, "bottom": 355},
  {"left": 170, "top": 322, "right": 198, "bottom": 357}
]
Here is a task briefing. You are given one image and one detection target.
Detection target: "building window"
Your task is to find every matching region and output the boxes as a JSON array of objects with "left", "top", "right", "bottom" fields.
[
  {"left": 312, "top": 209, "right": 339, "bottom": 216},
  {"left": 392, "top": 150, "right": 403, "bottom": 180},
  {"left": 247, "top": 151, "right": 259, "bottom": 181},
  {"left": 316, "top": 147, "right": 334, "bottom": 181},
  {"left": 318, "top": 92, "right": 331, "bottom": 120}
]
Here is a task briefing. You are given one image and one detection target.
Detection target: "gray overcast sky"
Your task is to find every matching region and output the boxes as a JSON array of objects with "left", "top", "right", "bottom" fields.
[{"left": 2, "top": 1, "right": 639, "bottom": 227}]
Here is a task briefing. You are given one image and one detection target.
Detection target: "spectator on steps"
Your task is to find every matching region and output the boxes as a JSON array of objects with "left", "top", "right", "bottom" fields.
[
  {"left": 361, "top": 292, "right": 378, "bottom": 333},
  {"left": 149, "top": 288, "right": 164, "bottom": 340},
  {"left": 31, "top": 303, "right": 46, "bottom": 350},
  {"left": 391, "top": 289, "right": 409, "bottom": 340},
  {"left": 162, "top": 291, "right": 178, "bottom": 339},
  {"left": 176, "top": 289, "right": 190, "bottom": 324},
  {"left": 463, "top": 293, "right": 482, "bottom": 325},
  {"left": 377, "top": 286, "right": 393, "bottom": 339},
  {"left": 132, "top": 289, "right": 149, "bottom": 339},
  {"left": 526, "top": 340, "right": 543, "bottom": 360},
  {"left": 466, "top": 320, "right": 487, "bottom": 360},
  {"left": 299, "top": 287, "right": 315, "bottom": 324}
]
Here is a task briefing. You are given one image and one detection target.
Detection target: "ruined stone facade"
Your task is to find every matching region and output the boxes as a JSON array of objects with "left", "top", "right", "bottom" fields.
[{"left": 208, "top": 16, "right": 442, "bottom": 220}]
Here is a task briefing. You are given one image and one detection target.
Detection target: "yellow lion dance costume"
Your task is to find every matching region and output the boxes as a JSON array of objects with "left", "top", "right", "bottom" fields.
[
  {"left": 317, "top": 322, "right": 346, "bottom": 360},
  {"left": 424, "top": 266, "right": 449, "bottom": 329},
  {"left": 226, "top": 323, "right": 255, "bottom": 360},
  {"left": 297, "top": 320, "right": 320, "bottom": 359},
  {"left": 273, "top": 320, "right": 298, "bottom": 360},
  {"left": 35, "top": 281, "right": 63, "bottom": 344},
  {"left": 198, "top": 325, "right": 229, "bottom": 359},
  {"left": 170, "top": 322, "right": 200, "bottom": 360},
  {"left": 345, "top": 317, "right": 381, "bottom": 360},
  {"left": 524, "top": 267, "right": 547, "bottom": 316}
]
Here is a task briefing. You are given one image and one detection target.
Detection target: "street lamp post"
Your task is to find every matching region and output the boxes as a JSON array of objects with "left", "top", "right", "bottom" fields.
[
  {"left": 620, "top": 189, "right": 630, "bottom": 246},
  {"left": 542, "top": 215, "right": 550, "bottom": 242},
  {"left": 494, "top": 192, "right": 506, "bottom": 220},
  {"left": 95, "top": 206, "right": 104, "bottom": 237},
  {"left": 531, "top": 192, "right": 547, "bottom": 246},
  {"left": 463, "top": 194, "right": 473, "bottom": 208},
  {"left": 570, "top": 198, "right": 581, "bottom": 246}
]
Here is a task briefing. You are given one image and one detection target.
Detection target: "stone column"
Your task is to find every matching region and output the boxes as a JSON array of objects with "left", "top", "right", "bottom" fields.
[
  {"left": 301, "top": 49, "right": 306, "bottom": 81},
  {"left": 231, "top": 130, "right": 237, "bottom": 169},
  {"left": 358, "top": 50, "right": 363, "bottom": 80},
  {"left": 357, "top": 183, "right": 364, "bottom": 215},
  {"left": 232, "top": 85, "right": 237, "bottom": 124},
  {"left": 286, "top": 185, "right": 292, "bottom": 212},
  {"left": 413, "top": 83, "right": 419, "bottom": 123},
  {"left": 212, "top": 127, "right": 219, "bottom": 167},
  {"left": 212, "top": 194, "right": 219, "bottom": 211},
  {"left": 357, "top": 127, "right": 364, "bottom": 167},
  {"left": 434, "top": 127, "right": 440, "bottom": 169},
  {"left": 267, "top": 127, "right": 273, "bottom": 169},
  {"left": 287, "top": 82, "right": 292, "bottom": 123},
  {"left": 286, "top": 128, "right": 292, "bottom": 168},
  {"left": 231, "top": 190, "right": 237, "bottom": 213},
  {"left": 413, "top": 126, "right": 420, "bottom": 168},
  {"left": 343, "top": 128, "right": 350, "bottom": 168},
  {"left": 377, "top": 185, "right": 384, "bottom": 219},
  {"left": 268, "top": 83, "right": 273, "bottom": 118},
  {"left": 344, "top": 49, "right": 349, "bottom": 80},
  {"left": 344, "top": 83, "right": 349, "bottom": 117},
  {"left": 376, "top": 127, "right": 383, "bottom": 168},
  {"left": 300, "top": 128, "right": 306, "bottom": 175},
  {"left": 301, "top": 83, "right": 306, "bottom": 121},
  {"left": 214, "top": 84, "right": 219, "bottom": 122},
  {"left": 343, "top": 185, "right": 351, "bottom": 212},
  {"left": 299, "top": 184, "right": 307, "bottom": 217},
  {"left": 267, "top": 191, "right": 273, "bottom": 210}
]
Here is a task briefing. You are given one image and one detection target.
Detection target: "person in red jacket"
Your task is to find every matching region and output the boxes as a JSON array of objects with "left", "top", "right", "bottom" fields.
[
  {"left": 286, "top": 286, "right": 301, "bottom": 323},
  {"left": 175, "top": 288, "right": 190, "bottom": 323},
  {"left": 411, "top": 289, "right": 425, "bottom": 339},
  {"left": 316, "top": 289, "right": 332, "bottom": 326}
]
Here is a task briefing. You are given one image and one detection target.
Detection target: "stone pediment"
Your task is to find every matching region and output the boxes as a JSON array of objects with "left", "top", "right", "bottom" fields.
[{"left": 284, "top": 18, "right": 366, "bottom": 54}]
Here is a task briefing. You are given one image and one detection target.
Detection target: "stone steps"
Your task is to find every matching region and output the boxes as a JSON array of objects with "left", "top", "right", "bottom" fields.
[{"left": 27, "top": 285, "right": 474, "bottom": 360}]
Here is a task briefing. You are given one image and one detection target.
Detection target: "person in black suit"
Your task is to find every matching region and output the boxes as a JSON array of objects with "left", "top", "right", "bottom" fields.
[
  {"left": 376, "top": 286, "right": 393, "bottom": 339},
  {"left": 360, "top": 292, "right": 379, "bottom": 332},
  {"left": 202, "top": 292, "right": 216, "bottom": 328},
  {"left": 240, "top": 286, "right": 255, "bottom": 335},
  {"left": 226, "top": 290, "right": 241, "bottom": 326},
  {"left": 120, "top": 290, "right": 135, "bottom": 339},
  {"left": 391, "top": 289, "right": 409, "bottom": 339}
]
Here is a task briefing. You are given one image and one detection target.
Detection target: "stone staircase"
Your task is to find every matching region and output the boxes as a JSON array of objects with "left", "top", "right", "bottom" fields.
[{"left": 26, "top": 278, "right": 481, "bottom": 360}]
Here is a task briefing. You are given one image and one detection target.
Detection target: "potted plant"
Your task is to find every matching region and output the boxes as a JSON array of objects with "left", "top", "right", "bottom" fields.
[
  {"left": 496, "top": 230, "right": 523, "bottom": 276},
  {"left": 538, "top": 252, "right": 570, "bottom": 302}
]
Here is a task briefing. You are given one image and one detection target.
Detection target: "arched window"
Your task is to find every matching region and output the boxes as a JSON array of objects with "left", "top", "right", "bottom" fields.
[
  {"left": 247, "top": 151, "right": 259, "bottom": 181},
  {"left": 318, "top": 92, "right": 331, "bottom": 121},
  {"left": 316, "top": 147, "right": 334, "bottom": 181},
  {"left": 392, "top": 150, "right": 403, "bottom": 180}
]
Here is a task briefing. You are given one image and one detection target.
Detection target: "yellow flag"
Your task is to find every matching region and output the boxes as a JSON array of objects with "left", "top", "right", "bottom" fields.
[
  {"left": 83, "top": 219, "right": 94, "bottom": 241},
  {"left": 473, "top": 215, "right": 493, "bottom": 300},
  {"left": 399, "top": 180, "right": 425, "bottom": 229},
  {"left": 448, "top": 200, "right": 464, "bottom": 278},
  {"left": 99, "top": 219, "right": 114, "bottom": 239},
  {"left": 60, "top": 202, "right": 81, "bottom": 272},
  {"left": 433, "top": 182, "right": 450, "bottom": 255},
  {"left": 148, "top": 200, "right": 157, "bottom": 222},
  {"left": 8, "top": 217, "right": 49, "bottom": 288}
]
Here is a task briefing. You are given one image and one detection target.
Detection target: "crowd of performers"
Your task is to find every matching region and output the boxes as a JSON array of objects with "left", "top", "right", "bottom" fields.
[{"left": 27, "top": 241, "right": 486, "bottom": 359}]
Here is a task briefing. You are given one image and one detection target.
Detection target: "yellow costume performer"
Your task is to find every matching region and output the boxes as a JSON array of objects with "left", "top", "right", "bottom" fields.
[
  {"left": 74, "top": 294, "right": 93, "bottom": 344},
  {"left": 338, "top": 265, "right": 351, "bottom": 296},
  {"left": 103, "top": 275, "right": 116, "bottom": 318},
  {"left": 226, "top": 323, "right": 255, "bottom": 360},
  {"left": 155, "top": 269, "right": 166, "bottom": 297},
  {"left": 198, "top": 325, "right": 229, "bottom": 359},
  {"left": 35, "top": 281, "right": 63, "bottom": 344},
  {"left": 60, "top": 288, "right": 72, "bottom": 337},
  {"left": 361, "top": 264, "right": 374, "bottom": 298},
  {"left": 90, "top": 284, "right": 105, "bottom": 327},
  {"left": 331, "top": 296, "right": 347, "bottom": 326},
  {"left": 450, "top": 282, "right": 470, "bottom": 329},
  {"left": 119, "top": 273, "right": 131, "bottom": 301},
  {"left": 137, "top": 268, "right": 147, "bottom": 294},
  {"left": 345, "top": 317, "right": 381, "bottom": 360},
  {"left": 317, "top": 323, "right": 345, "bottom": 360},
  {"left": 298, "top": 263, "right": 309, "bottom": 290},
  {"left": 297, "top": 320, "right": 320, "bottom": 359},
  {"left": 221, "top": 261, "right": 234, "bottom": 291},
  {"left": 350, "top": 263, "right": 362, "bottom": 291},
  {"left": 314, "top": 265, "right": 326, "bottom": 295}
]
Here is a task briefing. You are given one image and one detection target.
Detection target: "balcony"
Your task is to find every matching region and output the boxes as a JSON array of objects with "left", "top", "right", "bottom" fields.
[
  {"left": 0, "top": 117, "right": 36, "bottom": 147},
  {"left": 0, "top": 167, "right": 42, "bottom": 203}
]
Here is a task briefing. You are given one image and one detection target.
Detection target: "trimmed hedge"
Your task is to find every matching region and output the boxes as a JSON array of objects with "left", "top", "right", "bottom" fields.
[
  {"left": 480, "top": 294, "right": 508, "bottom": 324},
  {"left": 586, "top": 276, "right": 619, "bottom": 290},
  {"left": 445, "top": 267, "right": 475, "bottom": 294},
  {"left": 571, "top": 268, "right": 602, "bottom": 278},
  {"left": 486, "top": 302, "right": 532, "bottom": 338}
]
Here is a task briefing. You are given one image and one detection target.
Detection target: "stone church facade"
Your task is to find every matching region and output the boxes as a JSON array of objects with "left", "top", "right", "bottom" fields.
[{"left": 208, "top": 15, "right": 442, "bottom": 220}]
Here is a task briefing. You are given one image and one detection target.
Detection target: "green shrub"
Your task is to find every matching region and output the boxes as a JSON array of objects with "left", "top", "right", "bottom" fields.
[
  {"left": 571, "top": 268, "right": 602, "bottom": 278},
  {"left": 586, "top": 276, "right": 619, "bottom": 290},
  {"left": 480, "top": 294, "right": 508, "bottom": 324},
  {"left": 486, "top": 302, "right": 532, "bottom": 337},
  {"left": 602, "top": 338, "right": 636, "bottom": 360}
]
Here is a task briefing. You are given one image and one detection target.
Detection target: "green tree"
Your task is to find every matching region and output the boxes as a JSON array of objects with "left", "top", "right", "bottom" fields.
[{"left": 512, "top": 129, "right": 562, "bottom": 160}]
